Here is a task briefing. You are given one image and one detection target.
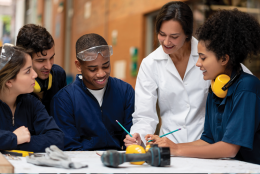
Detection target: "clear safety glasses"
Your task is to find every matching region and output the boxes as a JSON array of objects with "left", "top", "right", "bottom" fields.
[
  {"left": 76, "top": 45, "right": 113, "bottom": 61},
  {"left": 0, "top": 43, "right": 15, "bottom": 70}
]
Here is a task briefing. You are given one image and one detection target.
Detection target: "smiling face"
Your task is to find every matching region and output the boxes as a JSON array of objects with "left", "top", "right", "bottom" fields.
[
  {"left": 196, "top": 41, "right": 230, "bottom": 80},
  {"left": 32, "top": 46, "right": 55, "bottom": 80},
  {"left": 75, "top": 54, "right": 111, "bottom": 90},
  {"left": 9, "top": 54, "right": 38, "bottom": 95},
  {"left": 157, "top": 20, "right": 188, "bottom": 55}
]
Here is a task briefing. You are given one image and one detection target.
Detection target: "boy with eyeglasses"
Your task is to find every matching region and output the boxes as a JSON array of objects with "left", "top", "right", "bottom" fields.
[{"left": 50, "top": 33, "right": 134, "bottom": 151}]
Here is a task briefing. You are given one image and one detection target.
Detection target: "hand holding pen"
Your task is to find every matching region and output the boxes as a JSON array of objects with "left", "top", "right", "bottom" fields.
[
  {"left": 145, "top": 128, "right": 181, "bottom": 144},
  {"left": 124, "top": 133, "right": 141, "bottom": 146},
  {"left": 116, "top": 120, "right": 140, "bottom": 146}
]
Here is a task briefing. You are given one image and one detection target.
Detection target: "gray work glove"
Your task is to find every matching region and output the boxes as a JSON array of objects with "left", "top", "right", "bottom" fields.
[
  {"left": 45, "top": 145, "right": 71, "bottom": 161},
  {"left": 26, "top": 145, "right": 88, "bottom": 169}
]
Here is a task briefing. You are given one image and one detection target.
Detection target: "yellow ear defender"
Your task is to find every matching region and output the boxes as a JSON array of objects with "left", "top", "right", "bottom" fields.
[
  {"left": 33, "top": 73, "right": 53, "bottom": 93},
  {"left": 211, "top": 70, "right": 241, "bottom": 98},
  {"left": 211, "top": 74, "right": 230, "bottom": 98},
  {"left": 125, "top": 144, "right": 146, "bottom": 165}
]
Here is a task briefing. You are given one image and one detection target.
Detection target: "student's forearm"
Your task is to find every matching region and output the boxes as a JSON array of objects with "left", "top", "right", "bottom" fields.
[
  {"left": 175, "top": 141, "right": 240, "bottom": 158},
  {"left": 18, "top": 130, "right": 64, "bottom": 152},
  {"left": 177, "top": 139, "right": 209, "bottom": 147},
  {"left": 0, "top": 130, "right": 17, "bottom": 150}
]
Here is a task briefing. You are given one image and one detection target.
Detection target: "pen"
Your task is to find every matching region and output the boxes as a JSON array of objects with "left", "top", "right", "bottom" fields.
[
  {"left": 147, "top": 128, "right": 181, "bottom": 143},
  {"left": 116, "top": 120, "right": 138, "bottom": 143}
]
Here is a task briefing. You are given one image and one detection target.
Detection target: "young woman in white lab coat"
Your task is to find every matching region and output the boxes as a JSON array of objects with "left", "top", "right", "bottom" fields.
[{"left": 124, "top": 1, "right": 250, "bottom": 146}]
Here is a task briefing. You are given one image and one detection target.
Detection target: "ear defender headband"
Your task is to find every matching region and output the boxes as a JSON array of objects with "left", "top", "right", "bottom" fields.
[
  {"left": 33, "top": 73, "right": 53, "bottom": 93},
  {"left": 211, "top": 69, "right": 241, "bottom": 98}
]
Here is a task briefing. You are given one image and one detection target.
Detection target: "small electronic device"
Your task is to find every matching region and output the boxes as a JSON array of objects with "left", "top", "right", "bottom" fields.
[{"left": 101, "top": 144, "right": 170, "bottom": 167}]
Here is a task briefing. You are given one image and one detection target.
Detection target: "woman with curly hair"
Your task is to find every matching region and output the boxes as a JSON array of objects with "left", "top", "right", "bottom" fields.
[{"left": 146, "top": 9, "right": 260, "bottom": 164}]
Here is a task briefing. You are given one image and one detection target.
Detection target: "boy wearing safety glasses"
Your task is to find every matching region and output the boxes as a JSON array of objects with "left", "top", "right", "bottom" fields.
[{"left": 51, "top": 33, "right": 134, "bottom": 151}]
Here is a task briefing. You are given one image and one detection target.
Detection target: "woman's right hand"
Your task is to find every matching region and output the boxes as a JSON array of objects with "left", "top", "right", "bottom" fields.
[
  {"left": 13, "top": 126, "right": 31, "bottom": 145},
  {"left": 124, "top": 133, "right": 141, "bottom": 147},
  {"left": 145, "top": 134, "right": 160, "bottom": 145}
]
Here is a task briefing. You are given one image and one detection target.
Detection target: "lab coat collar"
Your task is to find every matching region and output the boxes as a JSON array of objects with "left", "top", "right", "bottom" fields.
[
  {"left": 155, "top": 37, "right": 199, "bottom": 81},
  {"left": 185, "top": 37, "right": 199, "bottom": 77},
  {"left": 190, "top": 36, "right": 199, "bottom": 59}
]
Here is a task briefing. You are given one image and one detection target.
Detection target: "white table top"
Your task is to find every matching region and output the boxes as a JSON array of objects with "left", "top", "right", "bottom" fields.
[{"left": 7, "top": 151, "right": 260, "bottom": 173}]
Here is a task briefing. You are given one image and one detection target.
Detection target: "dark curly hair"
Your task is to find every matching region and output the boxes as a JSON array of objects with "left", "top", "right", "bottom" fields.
[
  {"left": 196, "top": 9, "right": 260, "bottom": 71},
  {"left": 16, "top": 24, "right": 54, "bottom": 57},
  {"left": 155, "top": 1, "right": 193, "bottom": 41}
]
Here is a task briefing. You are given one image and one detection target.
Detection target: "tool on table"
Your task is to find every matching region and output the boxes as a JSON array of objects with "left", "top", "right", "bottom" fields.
[
  {"left": 26, "top": 145, "right": 88, "bottom": 169},
  {"left": 147, "top": 128, "right": 181, "bottom": 143},
  {"left": 101, "top": 144, "right": 170, "bottom": 167},
  {"left": 1, "top": 150, "right": 34, "bottom": 157},
  {"left": 116, "top": 120, "right": 138, "bottom": 143}
]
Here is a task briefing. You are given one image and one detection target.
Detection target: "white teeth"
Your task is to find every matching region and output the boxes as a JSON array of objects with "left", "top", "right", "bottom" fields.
[
  {"left": 202, "top": 70, "right": 207, "bottom": 72},
  {"left": 165, "top": 45, "right": 173, "bottom": 48},
  {"left": 97, "top": 79, "right": 104, "bottom": 82}
]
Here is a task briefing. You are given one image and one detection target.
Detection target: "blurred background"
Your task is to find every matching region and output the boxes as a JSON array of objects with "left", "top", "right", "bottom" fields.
[{"left": 1, "top": 0, "right": 260, "bottom": 87}]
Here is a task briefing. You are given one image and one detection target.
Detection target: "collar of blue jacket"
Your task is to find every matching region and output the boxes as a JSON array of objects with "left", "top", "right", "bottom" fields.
[
  {"left": 0, "top": 94, "right": 64, "bottom": 152},
  {"left": 51, "top": 74, "right": 135, "bottom": 151}
]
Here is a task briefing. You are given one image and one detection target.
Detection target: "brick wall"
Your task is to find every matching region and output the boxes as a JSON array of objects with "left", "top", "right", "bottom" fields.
[
  {"left": 38, "top": 0, "right": 187, "bottom": 87},
  {"left": 51, "top": 0, "right": 66, "bottom": 70},
  {"left": 69, "top": 0, "right": 185, "bottom": 88}
]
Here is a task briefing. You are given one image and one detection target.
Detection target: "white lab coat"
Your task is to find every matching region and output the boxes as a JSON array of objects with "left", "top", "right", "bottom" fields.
[{"left": 130, "top": 37, "right": 251, "bottom": 145}]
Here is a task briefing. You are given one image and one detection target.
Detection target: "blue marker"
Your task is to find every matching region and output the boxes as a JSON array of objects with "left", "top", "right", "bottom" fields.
[
  {"left": 147, "top": 128, "right": 181, "bottom": 143},
  {"left": 116, "top": 120, "right": 138, "bottom": 143}
]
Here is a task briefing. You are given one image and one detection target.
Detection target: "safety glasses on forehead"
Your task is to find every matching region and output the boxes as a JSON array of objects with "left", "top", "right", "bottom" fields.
[
  {"left": 77, "top": 45, "right": 113, "bottom": 61},
  {"left": 0, "top": 43, "right": 15, "bottom": 70}
]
